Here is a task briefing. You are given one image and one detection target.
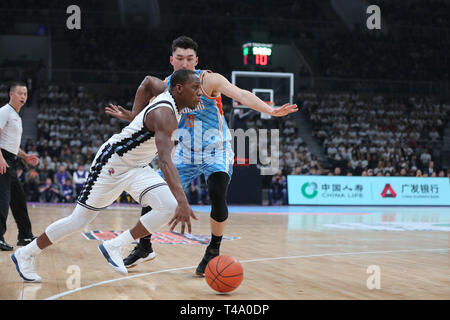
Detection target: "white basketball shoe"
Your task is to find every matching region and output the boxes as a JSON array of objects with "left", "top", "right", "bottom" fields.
[
  {"left": 11, "top": 248, "right": 42, "bottom": 283},
  {"left": 98, "top": 241, "right": 128, "bottom": 275}
]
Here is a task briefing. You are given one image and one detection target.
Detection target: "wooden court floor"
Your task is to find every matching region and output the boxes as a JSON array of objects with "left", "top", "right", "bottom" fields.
[{"left": 0, "top": 204, "right": 449, "bottom": 300}]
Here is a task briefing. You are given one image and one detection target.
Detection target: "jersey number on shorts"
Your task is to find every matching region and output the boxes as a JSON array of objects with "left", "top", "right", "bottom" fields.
[{"left": 185, "top": 114, "right": 195, "bottom": 128}]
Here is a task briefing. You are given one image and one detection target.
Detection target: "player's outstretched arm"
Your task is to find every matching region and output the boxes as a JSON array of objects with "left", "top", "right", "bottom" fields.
[
  {"left": 203, "top": 72, "right": 298, "bottom": 117},
  {"left": 146, "top": 108, "right": 198, "bottom": 234},
  {"left": 106, "top": 76, "right": 168, "bottom": 122}
]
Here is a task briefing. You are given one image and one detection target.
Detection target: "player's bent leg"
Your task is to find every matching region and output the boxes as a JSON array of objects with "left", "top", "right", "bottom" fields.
[
  {"left": 45, "top": 205, "right": 98, "bottom": 244},
  {"left": 138, "top": 185, "right": 178, "bottom": 235},
  {"left": 130, "top": 186, "right": 176, "bottom": 268},
  {"left": 11, "top": 205, "right": 98, "bottom": 282},
  {"left": 116, "top": 185, "right": 177, "bottom": 270},
  {"left": 196, "top": 171, "right": 231, "bottom": 276},
  {"left": 123, "top": 206, "right": 154, "bottom": 269},
  {"left": 209, "top": 172, "right": 230, "bottom": 224},
  {"left": 139, "top": 206, "right": 153, "bottom": 247},
  {"left": 124, "top": 165, "right": 197, "bottom": 268}
]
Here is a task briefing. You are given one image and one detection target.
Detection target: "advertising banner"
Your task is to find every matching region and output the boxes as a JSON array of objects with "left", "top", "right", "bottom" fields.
[{"left": 287, "top": 176, "right": 450, "bottom": 206}]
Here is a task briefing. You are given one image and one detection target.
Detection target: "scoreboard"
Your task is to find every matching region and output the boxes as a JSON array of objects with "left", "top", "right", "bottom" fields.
[{"left": 242, "top": 42, "right": 272, "bottom": 67}]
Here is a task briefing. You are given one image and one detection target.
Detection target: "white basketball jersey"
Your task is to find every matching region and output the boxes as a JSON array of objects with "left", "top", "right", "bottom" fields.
[{"left": 103, "top": 90, "right": 179, "bottom": 167}]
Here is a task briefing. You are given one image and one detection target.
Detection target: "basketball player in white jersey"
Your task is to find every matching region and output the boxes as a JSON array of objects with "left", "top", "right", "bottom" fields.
[{"left": 11, "top": 69, "right": 202, "bottom": 282}]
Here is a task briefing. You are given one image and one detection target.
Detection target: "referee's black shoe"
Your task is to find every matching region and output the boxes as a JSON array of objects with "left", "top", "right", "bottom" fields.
[
  {"left": 195, "top": 247, "right": 219, "bottom": 277},
  {"left": 123, "top": 243, "right": 156, "bottom": 269},
  {"left": 0, "top": 239, "right": 13, "bottom": 251},
  {"left": 17, "top": 236, "right": 37, "bottom": 246}
]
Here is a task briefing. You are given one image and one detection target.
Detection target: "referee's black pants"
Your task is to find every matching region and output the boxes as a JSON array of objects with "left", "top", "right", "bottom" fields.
[{"left": 0, "top": 150, "right": 33, "bottom": 241}]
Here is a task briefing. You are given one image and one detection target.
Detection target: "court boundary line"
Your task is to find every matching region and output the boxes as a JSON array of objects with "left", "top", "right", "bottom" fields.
[{"left": 43, "top": 247, "right": 448, "bottom": 300}]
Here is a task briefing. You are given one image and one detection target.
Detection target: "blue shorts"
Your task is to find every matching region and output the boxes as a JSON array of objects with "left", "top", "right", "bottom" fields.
[{"left": 158, "top": 146, "right": 234, "bottom": 190}]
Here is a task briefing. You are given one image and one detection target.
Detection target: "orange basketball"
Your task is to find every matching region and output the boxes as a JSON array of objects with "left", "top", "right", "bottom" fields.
[{"left": 205, "top": 255, "right": 244, "bottom": 293}]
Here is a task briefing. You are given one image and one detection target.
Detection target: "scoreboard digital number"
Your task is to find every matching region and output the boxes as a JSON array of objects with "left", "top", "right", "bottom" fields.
[{"left": 242, "top": 42, "right": 272, "bottom": 66}]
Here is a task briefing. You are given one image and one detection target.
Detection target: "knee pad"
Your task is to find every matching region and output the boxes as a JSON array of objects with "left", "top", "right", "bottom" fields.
[
  {"left": 45, "top": 205, "right": 97, "bottom": 243},
  {"left": 210, "top": 200, "right": 228, "bottom": 222},
  {"left": 140, "top": 185, "right": 177, "bottom": 213},
  {"left": 139, "top": 186, "right": 177, "bottom": 233},
  {"left": 208, "top": 172, "right": 230, "bottom": 223}
]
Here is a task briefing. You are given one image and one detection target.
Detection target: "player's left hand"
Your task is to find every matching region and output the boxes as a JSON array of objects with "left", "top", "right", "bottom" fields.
[
  {"left": 25, "top": 154, "right": 40, "bottom": 167},
  {"left": 270, "top": 103, "right": 299, "bottom": 117},
  {"left": 105, "top": 104, "right": 133, "bottom": 122},
  {"left": 168, "top": 202, "right": 198, "bottom": 235}
]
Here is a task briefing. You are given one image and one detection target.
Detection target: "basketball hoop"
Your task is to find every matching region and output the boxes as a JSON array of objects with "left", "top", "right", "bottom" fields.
[{"left": 229, "top": 70, "right": 294, "bottom": 124}]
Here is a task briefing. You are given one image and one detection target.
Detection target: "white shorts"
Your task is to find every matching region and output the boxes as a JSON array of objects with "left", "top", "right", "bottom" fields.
[{"left": 77, "top": 146, "right": 168, "bottom": 211}]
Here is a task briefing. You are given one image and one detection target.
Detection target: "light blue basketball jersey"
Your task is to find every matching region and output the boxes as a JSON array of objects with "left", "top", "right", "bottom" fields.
[
  {"left": 162, "top": 69, "right": 234, "bottom": 187},
  {"left": 166, "top": 70, "right": 233, "bottom": 163}
]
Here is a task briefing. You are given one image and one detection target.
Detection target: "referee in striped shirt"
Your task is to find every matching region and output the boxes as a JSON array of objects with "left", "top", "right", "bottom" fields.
[{"left": 0, "top": 82, "right": 38, "bottom": 251}]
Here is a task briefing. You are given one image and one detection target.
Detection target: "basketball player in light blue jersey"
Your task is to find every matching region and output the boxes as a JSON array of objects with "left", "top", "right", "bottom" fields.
[
  {"left": 106, "top": 36, "right": 298, "bottom": 275},
  {"left": 166, "top": 69, "right": 234, "bottom": 188}
]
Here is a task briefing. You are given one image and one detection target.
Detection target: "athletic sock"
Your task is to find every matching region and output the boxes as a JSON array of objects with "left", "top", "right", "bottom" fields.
[
  {"left": 21, "top": 239, "right": 42, "bottom": 257},
  {"left": 140, "top": 234, "right": 153, "bottom": 251},
  {"left": 110, "top": 230, "right": 134, "bottom": 247},
  {"left": 208, "top": 234, "right": 223, "bottom": 250}
]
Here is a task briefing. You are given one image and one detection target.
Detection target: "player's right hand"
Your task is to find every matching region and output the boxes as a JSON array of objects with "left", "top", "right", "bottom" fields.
[
  {"left": 0, "top": 158, "right": 9, "bottom": 175},
  {"left": 270, "top": 103, "right": 299, "bottom": 117},
  {"left": 168, "top": 202, "right": 198, "bottom": 235},
  {"left": 105, "top": 104, "right": 133, "bottom": 122}
]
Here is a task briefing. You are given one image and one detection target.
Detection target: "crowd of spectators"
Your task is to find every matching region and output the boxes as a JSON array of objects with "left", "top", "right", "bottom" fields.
[
  {"left": 265, "top": 91, "right": 450, "bottom": 205},
  {"left": 17, "top": 83, "right": 123, "bottom": 203},
  {"left": 297, "top": 92, "right": 450, "bottom": 177},
  {"left": 11, "top": 85, "right": 450, "bottom": 207},
  {"left": 16, "top": 159, "right": 87, "bottom": 203}
]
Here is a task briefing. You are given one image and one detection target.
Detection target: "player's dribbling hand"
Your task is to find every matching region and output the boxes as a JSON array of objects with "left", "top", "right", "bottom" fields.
[
  {"left": 0, "top": 158, "right": 9, "bottom": 175},
  {"left": 270, "top": 103, "right": 299, "bottom": 117},
  {"left": 105, "top": 104, "right": 133, "bottom": 122},
  {"left": 168, "top": 202, "right": 198, "bottom": 235}
]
